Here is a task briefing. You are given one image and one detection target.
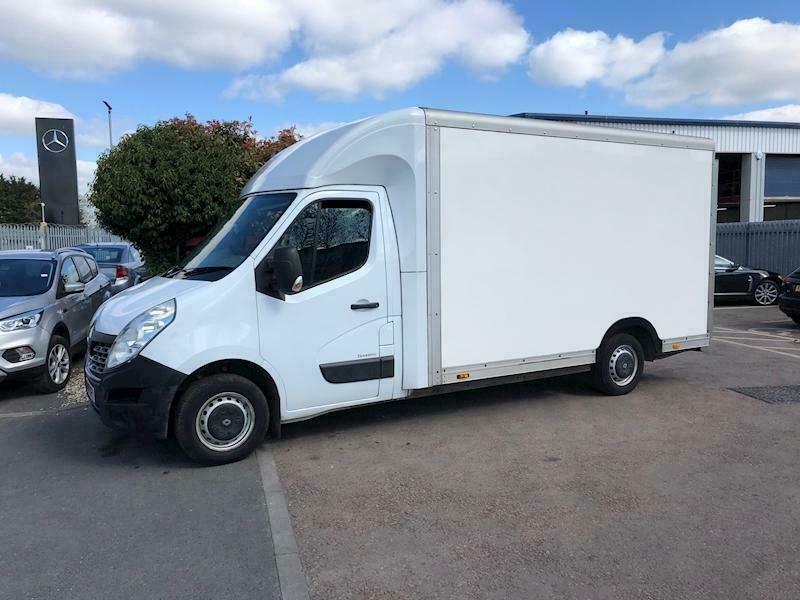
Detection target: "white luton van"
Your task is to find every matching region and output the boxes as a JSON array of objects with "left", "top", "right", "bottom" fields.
[{"left": 86, "top": 108, "right": 715, "bottom": 464}]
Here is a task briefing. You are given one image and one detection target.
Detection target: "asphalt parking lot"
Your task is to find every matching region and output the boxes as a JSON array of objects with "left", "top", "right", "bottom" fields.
[{"left": 2, "top": 305, "right": 800, "bottom": 599}]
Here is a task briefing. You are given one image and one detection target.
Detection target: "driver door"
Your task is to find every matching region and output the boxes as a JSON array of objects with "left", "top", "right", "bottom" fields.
[{"left": 254, "top": 190, "right": 389, "bottom": 416}]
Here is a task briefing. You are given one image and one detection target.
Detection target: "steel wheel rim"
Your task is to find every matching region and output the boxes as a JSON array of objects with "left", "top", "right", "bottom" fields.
[
  {"left": 195, "top": 392, "right": 255, "bottom": 452},
  {"left": 754, "top": 282, "right": 778, "bottom": 305},
  {"left": 609, "top": 344, "right": 638, "bottom": 387},
  {"left": 47, "top": 343, "right": 70, "bottom": 385}
]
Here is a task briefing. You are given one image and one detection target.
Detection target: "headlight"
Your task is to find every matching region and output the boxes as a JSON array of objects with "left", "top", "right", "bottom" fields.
[
  {"left": 106, "top": 299, "right": 175, "bottom": 369},
  {"left": 0, "top": 309, "right": 43, "bottom": 332}
]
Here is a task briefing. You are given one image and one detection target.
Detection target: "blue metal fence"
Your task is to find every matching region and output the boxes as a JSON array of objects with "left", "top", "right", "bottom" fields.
[{"left": 716, "top": 220, "right": 800, "bottom": 275}]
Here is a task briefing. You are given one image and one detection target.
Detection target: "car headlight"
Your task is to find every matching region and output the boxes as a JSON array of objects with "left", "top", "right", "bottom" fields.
[
  {"left": 0, "top": 309, "right": 43, "bottom": 332},
  {"left": 106, "top": 299, "right": 175, "bottom": 369}
]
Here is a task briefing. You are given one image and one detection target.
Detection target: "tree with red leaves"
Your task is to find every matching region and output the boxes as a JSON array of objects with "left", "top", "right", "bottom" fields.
[{"left": 89, "top": 115, "right": 300, "bottom": 272}]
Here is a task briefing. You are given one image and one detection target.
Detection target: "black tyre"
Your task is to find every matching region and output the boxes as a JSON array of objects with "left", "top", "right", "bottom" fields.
[
  {"left": 36, "top": 334, "right": 71, "bottom": 393},
  {"left": 174, "top": 374, "right": 269, "bottom": 465},
  {"left": 791, "top": 315, "right": 800, "bottom": 326},
  {"left": 753, "top": 280, "right": 780, "bottom": 306},
  {"left": 592, "top": 333, "right": 644, "bottom": 396}
]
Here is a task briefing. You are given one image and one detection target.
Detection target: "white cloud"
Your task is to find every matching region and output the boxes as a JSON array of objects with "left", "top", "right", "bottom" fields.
[
  {"left": 228, "top": 0, "right": 530, "bottom": 100},
  {"left": 0, "top": 0, "right": 294, "bottom": 78},
  {"left": 0, "top": 0, "right": 527, "bottom": 99},
  {"left": 0, "top": 151, "right": 96, "bottom": 195},
  {"left": 528, "top": 29, "right": 665, "bottom": 87},
  {"left": 724, "top": 104, "right": 800, "bottom": 122},
  {"left": 626, "top": 19, "right": 800, "bottom": 107},
  {"left": 0, "top": 93, "right": 74, "bottom": 136},
  {"left": 292, "top": 122, "right": 347, "bottom": 138},
  {"left": 0, "top": 152, "right": 38, "bottom": 182}
]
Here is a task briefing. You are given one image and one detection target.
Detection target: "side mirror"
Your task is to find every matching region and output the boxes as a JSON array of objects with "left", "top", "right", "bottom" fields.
[
  {"left": 728, "top": 264, "right": 740, "bottom": 272},
  {"left": 256, "top": 246, "right": 303, "bottom": 300},
  {"left": 63, "top": 281, "right": 85, "bottom": 295}
]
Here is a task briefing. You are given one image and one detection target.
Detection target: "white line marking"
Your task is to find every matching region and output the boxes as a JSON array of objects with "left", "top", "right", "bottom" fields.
[
  {"left": 714, "top": 305, "right": 777, "bottom": 310},
  {"left": 714, "top": 327, "right": 800, "bottom": 341},
  {"left": 257, "top": 445, "right": 310, "bottom": 600},
  {"left": 714, "top": 336, "right": 800, "bottom": 343},
  {"left": 715, "top": 337, "right": 800, "bottom": 359}
]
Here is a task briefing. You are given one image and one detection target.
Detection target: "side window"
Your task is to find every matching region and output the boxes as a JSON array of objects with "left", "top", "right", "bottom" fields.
[
  {"left": 87, "top": 257, "right": 99, "bottom": 278},
  {"left": 60, "top": 258, "right": 80, "bottom": 285},
  {"left": 714, "top": 256, "right": 733, "bottom": 270},
  {"left": 73, "top": 256, "right": 93, "bottom": 282},
  {"left": 271, "top": 199, "right": 372, "bottom": 292}
]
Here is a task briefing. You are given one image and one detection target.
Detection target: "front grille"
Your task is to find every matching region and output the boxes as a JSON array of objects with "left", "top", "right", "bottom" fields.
[{"left": 87, "top": 341, "right": 111, "bottom": 376}]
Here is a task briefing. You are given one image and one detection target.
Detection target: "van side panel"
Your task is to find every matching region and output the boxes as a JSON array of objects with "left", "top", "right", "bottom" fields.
[{"left": 436, "top": 126, "right": 712, "bottom": 374}]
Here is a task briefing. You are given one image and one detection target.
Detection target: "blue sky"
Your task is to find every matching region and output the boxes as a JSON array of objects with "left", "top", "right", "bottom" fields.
[{"left": 2, "top": 0, "right": 800, "bottom": 193}]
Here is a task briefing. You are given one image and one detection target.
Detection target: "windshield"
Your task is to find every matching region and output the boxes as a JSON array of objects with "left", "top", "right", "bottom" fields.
[
  {"left": 167, "top": 192, "right": 296, "bottom": 281},
  {"left": 0, "top": 259, "right": 55, "bottom": 297},
  {"left": 81, "top": 246, "right": 124, "bottom": 263}
]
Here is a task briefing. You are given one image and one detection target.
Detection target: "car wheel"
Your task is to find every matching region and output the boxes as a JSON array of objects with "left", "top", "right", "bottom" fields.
[
  {"left": 173, "top": 374, "right": 269, "bottom": 465},
  {"left": 753, "top": 280, "right": 780, "bottom": 306},
  {"left": 591, "top": 333, "right": 644, "bottom": 396},
  {"left": 36, "top": 334, "right": 72, "bottom": 393},
  {"left": 791, "top": 315, "right": 800, "bottom": 326}
]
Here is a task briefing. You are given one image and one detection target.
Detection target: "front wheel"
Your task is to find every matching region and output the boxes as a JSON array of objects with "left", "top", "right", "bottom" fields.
[
  {"left": 753, "top": 280, "right": 780, "bottom": 306},
  {"left": 592, "top": 333, "right": 644, "bottom": 396},
  {"left": 173, "top": 374, "right": 269, "bottom": 465},
  {"left": 36, "top": 334, "right": 72, "bottom": 393}
]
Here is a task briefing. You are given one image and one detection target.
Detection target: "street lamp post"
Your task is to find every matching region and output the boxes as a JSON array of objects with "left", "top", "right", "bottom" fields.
[{"left": 102, "top": 100, "right": 113, "bottom": 148}]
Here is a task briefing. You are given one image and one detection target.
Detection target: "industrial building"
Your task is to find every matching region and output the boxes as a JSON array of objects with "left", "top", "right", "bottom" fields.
[{"left": 515, "top": 113, "right": 800, "bottom": 224}]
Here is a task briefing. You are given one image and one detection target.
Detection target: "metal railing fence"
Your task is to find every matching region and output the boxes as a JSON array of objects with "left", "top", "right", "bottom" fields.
[{"left": 0, "top": 223, "right": 123, "bottom": 251}]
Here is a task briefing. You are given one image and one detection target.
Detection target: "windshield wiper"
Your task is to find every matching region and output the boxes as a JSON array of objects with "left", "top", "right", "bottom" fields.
[{"left": 168, "top": 265, "right": 235, "bottom": 279}]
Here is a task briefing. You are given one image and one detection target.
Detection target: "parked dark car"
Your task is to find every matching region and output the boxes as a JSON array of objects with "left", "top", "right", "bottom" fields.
[
  {"left": 779, "top": 267, "right": 800, "bottom": 324},
  {"left": 714, "top": 255, "right": 783, "bottom": 306},
  {"left": 77, "top": 243, "right": 145, "bottom": 295}
]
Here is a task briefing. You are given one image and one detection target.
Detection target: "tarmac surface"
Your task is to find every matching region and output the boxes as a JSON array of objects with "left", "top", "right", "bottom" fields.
[{"left": 1, "top": 306, "right": 799, "bottom": 599}]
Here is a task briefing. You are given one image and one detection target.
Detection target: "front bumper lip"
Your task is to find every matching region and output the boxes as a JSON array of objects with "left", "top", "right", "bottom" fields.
[{"left": 86, "top": 337, "right": 186, "bottom": 439}]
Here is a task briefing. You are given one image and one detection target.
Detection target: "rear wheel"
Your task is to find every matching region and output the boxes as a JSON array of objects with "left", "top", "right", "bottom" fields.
[
  {"left": 753, "top": 280, "right": 779, "bottom": 306},
  {"left": 592, "top": 333, "right": 644, "bottom": 396},
  {"left": 36, "top": 334, "right": 71, "bottom": 393},
  {"left": 791, "top": 315, "right": 800, "bottom": 326},
  {"left": 174, "top": 374, "right": 269, "bottom": 465}
]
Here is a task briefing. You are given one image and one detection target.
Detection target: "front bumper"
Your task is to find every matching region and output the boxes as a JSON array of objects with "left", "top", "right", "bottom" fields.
[
  {"left": 779, "top": 294, "right": 800, "bottom": 317},
  {"left": 0, "top": 325, "right": 50, "bottom": 381},
  {"left": 85, "top": 332, "right": 186, "bottom": 439}
]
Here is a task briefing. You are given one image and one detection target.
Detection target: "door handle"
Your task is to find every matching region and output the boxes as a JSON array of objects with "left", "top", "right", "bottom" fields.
[{"left": 351, "top": 301, "right": 379, "bottom": 310}]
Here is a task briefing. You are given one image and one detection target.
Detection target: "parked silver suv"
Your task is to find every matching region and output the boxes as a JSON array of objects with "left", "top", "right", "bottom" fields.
[{"left": 0, "top": 248, "right": 111, "bottom": 391}]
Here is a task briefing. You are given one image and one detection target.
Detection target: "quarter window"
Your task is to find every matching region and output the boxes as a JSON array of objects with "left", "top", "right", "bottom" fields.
[
  {"left": 87, "top": 257, "right": 99, "bottom": 278},
  {"left": 272, "top": 199, "right": 372, "bottom": 292}
]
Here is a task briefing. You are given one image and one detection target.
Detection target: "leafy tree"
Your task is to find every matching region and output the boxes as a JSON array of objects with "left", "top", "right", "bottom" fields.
[
  {"left": 0, "top": 174, "right": 40, "bottom": 223},
  {"left": 89, "top": 116, "right": 299, "bottom": 272}
]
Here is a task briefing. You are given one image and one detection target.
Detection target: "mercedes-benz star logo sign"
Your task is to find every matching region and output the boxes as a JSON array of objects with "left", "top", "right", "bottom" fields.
[{"left": 42, "top": 129, "right": 69, "bottom": 153}]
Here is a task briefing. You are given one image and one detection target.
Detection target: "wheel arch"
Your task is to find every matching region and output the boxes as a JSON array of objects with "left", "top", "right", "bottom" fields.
[
  {"left": 170, "top": 359, "right": 281, "bottom": 439},
  {"left": 51, "top": 322, "right": 70, "bottom": 347},
  {"left": 600, "top": 318, "right": 660, "bottom": 361}
]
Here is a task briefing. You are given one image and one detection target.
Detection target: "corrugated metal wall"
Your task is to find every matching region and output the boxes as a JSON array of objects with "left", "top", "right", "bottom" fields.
[
  {"left": 576, "top": 121, "right": 800, "bottom": 154},
  {"left": 716, "top": 220, "right": 800, "bottom": 274}
]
